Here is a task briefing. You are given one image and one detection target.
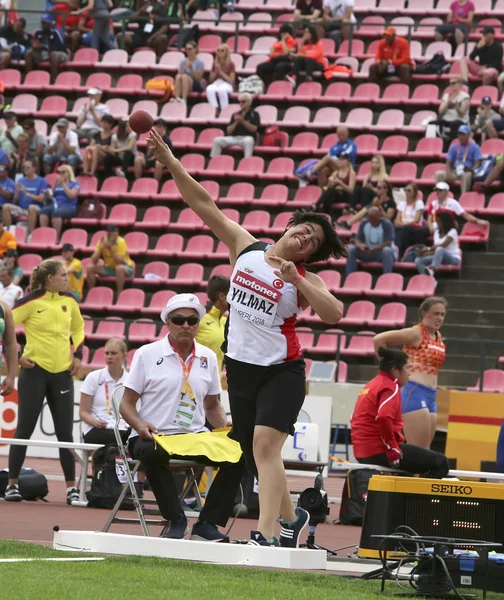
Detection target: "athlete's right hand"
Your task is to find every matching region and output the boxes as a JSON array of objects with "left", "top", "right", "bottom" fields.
[
  {"left": 138, "top": 421, "right": 159, "bottom": 440},
  {"left": 19, "top": 356, "right": 35, "bottom": 369}
]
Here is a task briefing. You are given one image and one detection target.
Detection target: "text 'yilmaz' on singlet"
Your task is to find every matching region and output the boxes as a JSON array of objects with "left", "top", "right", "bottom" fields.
[{"left": 225, "top": 242, "right": 306, "bottom": 367}]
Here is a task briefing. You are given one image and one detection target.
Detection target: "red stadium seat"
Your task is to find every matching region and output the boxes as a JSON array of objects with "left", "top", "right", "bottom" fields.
[
  {"left": 147, "top": 233, "right": 184, "bottom": 257},
  {"left": 345, "top": 108, "right": 373, "bottom": 129},
  {"left": 371, "top": 273, "right": 404, "bottom": 297},
  {"left": 481, "top": 139, "right": 504, "bottom": 155},
  {"left": 459, "top": 192, "right": 485, "bottom": 213},
  {"left": 180, "top": 153, "right": 206, "bottom": 175},
  {"left": 235, "top": 156, "right": 265, "bottom": 178},
  {"left": 115, "top": 74, "right": 144, "bottom": 93},
  {"left": 88, "top": 347, "right": 107, "bottom": 370},
  {"left": 353, "top": 134, "right": 379, "bottom": 156},
  {"left": 353, "top": 83, "right": 380, "bottom": 104},
  {"left": 389, "top": 161, "right": 418, "bottom": 184},
  {"left": 123, "top": 231, "right": 149, "bottom": 254},
  {"left": 198, "top": 34, "right": 222, "bottom": 52},
  {"left": 225, "top": 35, "right": 250, "bottom": 53},
  {"left": 102, "top": 203, "right": 137, "bottom": 227},
  {"left": 380, "top": 135, "right": 409, "bottom": 158},
  {"left": 470, "top": 85, "right": 498, "bottom": 107},
  {"left": 340, "top": 301, "right": 375, "bottom": 326},
  {"left": 105, "top": 98, "right": 129, "bottom": 118},
  {"left": 264, "top": 157, "right": 295, "bottom": 181},
  {"left": 133, "top": 261, "right": 169, "bottom": 285},
  {"left": 14, "top": 227, "right": 27, "bottom": 245},
  {"left": 270, "top": 212, "right": 291, "bottom": 234},
  {"left": 23, "top": 227, "right": 57, "bottom": 251},
  {"left": 403, "top": 111, "right": 437, "bottom": 133},
  {"left": 341, "top": 331, "right": 375, "bottom": 356},
  {"left": 171, "top": 208, "right": 204, "bottom": 231},
  {"left": 183, "top": 235, "right": 215, "bottom": 259},
  {"left": 58, "top": 228, "right": 88, "bottom": 251},
  {"left": 186, "top": 103, "right": 216, "bottom": 125},
  {"left": 374, "top": 109, "right": 405, "bottom": 132},
  {"left": 371, "top": 302, "right": 407, "bottom": 328},
  {"left": 95, "top": 176, "right": 129, "bottom": 199},
  {"left": 220, "top": 182, "right": 255, "bottom": 205},
  {"left": 11, "top": 94, "right": 38, "bottom": 115},
  {"left": 241, "top": 210, "right": 270, "bottom": 233},
  {"left": 207, "top": 264, "right": 234, "bottom": 282},
  {"left": 376, "top": 83, "right": 409, "bottom": 105},
  {"left": 159, "top": 101, "right": 187, "bottom": 122},
  {"left": 99, "top": 49, "right": 129, "bottom": 67},
  {"left": 295, "top": 82, "right": 322, "bottom": 102},
  {"left": 157, "top": 180, "right": 182, "bottom": 202},
  {"left": 70, "top": 48, "right": 99, "bottom": 67},
  {"left": 131, "top": 99, "right": 159, "bottom": 118},
  {"left": 207, "top": 155, "right": 235, "bottom": 176},
  {"left": 128, "top": 319, "right": 158, "bottom": 344},
  {"left": 312, "top": 107, "right": 341, "bottom": 129},
  {"left": 85, "top": 72, "right": 112, "bottom": 90},
  {"left": 312, "top": 330, "right": 346, "bottom": 355},
  {"left": 255, "top": 104, "right": 278, "bottom": 126},
  {"left": 121, "top": 178, "right": 159, "bottom": 200},
  {"left": 82, "top": 287, "right": 114, "bottom": 311},
  {"left": 257, "top": 184, "right": 289, "bottom": 206},
  {"left": 290, "top": 185, "right": 320, "bottom": 208},
  {"left": 171, "top": 127, "right": 196, "bottom": 147},
  {"left": 467, "top": 369, "right": 504, "bottom": 393},
  {"left": 459, "top": 222, "right": 489, "bottom": 244},
  {"left": 263, "top": 81, "right": 293, "bottom": 101},
  {"left": 88, "top": 317, "right": 126, "bottom": 342},
  {"left": 282, "top": 106, "right": 310, "bottom": 127},
  {"left": 398, "top": 274, "right": 437, "bottom": 298},
  {"left": 417, "top": 163, "right": 446, "bottom": 186},
  {"left": 339, "top": 272, "right": 373, "bottom": 295},
  {"left": 141, "top": 290, "right": 176, "bottom": 316},
  {"left": 408, "top": 137, "right": 444, "bottom": 159},
  {"left": 0, "top": 69, "right": 21, "bottom": 88},
  {"left": 130, "top": 50, "right": 157, "bottom": 70},
  {"left": 38, "top": 95, "right": 68, "bottom": 118},
  {"left": 317, "top": 270, "right": 341, "bottom": 293},
  {"left": 139, "top": 206, "right": 171, "bottom": 229},
  {"left": 23, "top": 70, "right": 51, "bottom": 91},
  {"left": 194, "top": 128, "right": 225, "bottom": 150},
  {"left": 169, "top": 263, "right": 204, "bottom": 286},
  {"left": 404, "top": 84, "right": 440, "bottom": 106},
  {"left": 18, "top": 253, "right": 42, "bottom": 276},
  {"left": 82, "top": 316, "right": 95, "bottom": 337},
  {"left": 76, "top": 175, "right": 98, "bottom": 196},
  {"left": 290, "top": 132, "right": 319, "bottom": 155},
  {"left": 479, "top": 194, "right": 504, "bottom": 216},
  {"left": 114, "top": 289, "right": 146, "bottom": 313},
  {"left": 297, "top": 329, "right": 316, "bottom": 353},
  {"left": 215, "top": 103, "right": 241, "bottom": 124}
]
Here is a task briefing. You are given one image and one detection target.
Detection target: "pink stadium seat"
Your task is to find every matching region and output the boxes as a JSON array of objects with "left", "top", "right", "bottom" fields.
[
  {"left": 345, "top": 108, "right": 373, "bottom": 129},
  {"left": 101, "top": 203, "right": 137, "bottom": 227},
  {"left": 324, "top": 81, "right": 352, "bottom": 102},
  {"left": 157, "top": 180, "right": 182, "bottom": 202},
  {"left": 82, "top": 316, "right": 94, "bottom": 337},
  {"left": 290, "top": 185, "right": 320, "bottom": 208},
  {"left": 137, "top": 207, "right": 170, "bottom": 230},
  {"left": 481, "top": 139, "right": 504, "bottom": 155},
  {"left": 99, "top": 49, "right": 129, "bottom": 67},
  {"left": 23, "top": 227, "right": 57, "bottom": 251},
  {"left": 76, "top": 176, "right": 98, "bottom": 196},
  {"left": 18, "top": 253, "right": 42, "bottom": 276},
  {"left": 14, "top": 227, "right": 27, "bottom": 245},
  {"left": 11, "top": 94, "right": 38, "bottom": 115},
  {"left": 471, "top": 85, "right": 498, "bottom": 107},
  {"left": 424, "top": 41, "right": 452, "bottom": 59},
  {"left": 38, "top": 95, "right": 67, "bottom": 118},
  {"left": 88, "top": 347, "right": 106, "bottom": 370},
  {"left": 417, "top": 163, "right": 446, "bottom": 186},
  {"left": 235, "top": 156, "right": 265, "bottom": 178},
  {"left": 68, "top": 96, "right": 88, "bottom": 118},
  {"left": 353, "top": 83, "right": 380, "bottom": 104},
  {"left": 257, "top": 184, "right": 289, "bottom": 206},
  {"left": 23, "top": 70, "right": 51, "bottom": 91},
  {"left": 263, "top": 80, "right": 293, "bottom": 101},
  {"left": 356, "top": 16, "right": 385, "bottom": 37},
  {"left": 340, "top": 301, "right": 375, "bottom": 326},
  {"left": 312, "top": 330, "right": 346, "bottom": 355},
  {"left": 206, "top": 155, "right": 234, "bottom": 176},
  {"left": 467, "top": 370, "right": 504, "bottom": 393},
  {"left": 352, "top": 134, "right": 379, "bottom": 156},
  {"left": 404, "top": 84, "right": 440, "bottom": 107},
  {"left": 199, "top": 180, "right": 220, "bottom": 202},
  {"left": 134, "top": 261, "right": 169, "bottom": 285},
  {"left": 297, "top": 329, "right": 315, "bottom": 353},
  {"left": 399, "top": 274, "right": 437, "bottom": 298},
  {"left": 105, "top": 98, "right": 129, "bottom": 118},
  {"left": 479, "top": 194, "right": 504, "bottom": 216},
  {"left": 147, "top": 233, "right": 184, "bottom": 257},
  {"left": 376, "top": 83, "right": 410, "bottom": 105},
  {"left": 128, "top": 319, "right": 158, "bottom": 344},
  {"left": 141, "top": 290, "right": 176, "bottom": 316},
  {"left": 172, "top": 207, "right": 204, "bottom": 231},
  {"left": 216, "top": 11, "right": 245, "bottom": 33},
  {"left": 82, "top": 287, "right": 114, "bottom": 311},
  {"left": 374, "top": 109, "right": 405, "bottom": 131},
  {"left": 339, "top": 272, "right": 373, "bottom": 295},
  {"left": 379, "top": 0, "right": 405, "bottom": 12},
  {"left": 295, "top": 82, "right": 322, "bottom": 103},
  {"left": 242, "top": 210, "right": 270, "bottom": 233},
  {"left": 88, "top": 317, "right": 126, "bottom": 342},
  {"left": 380, "top": 135, "right": 409, "bottom": 158},
  {"left": 225, "top": 35, "right": 250, "bottom": 53},
  {"left": 243, "top": 12, "right": 272, "bottom": 32},
  {"left": 404, "top": 111, "right": 437, "bottom": 133},
  {"left": 270, "top": 212, "right": 291, "bottom": 234},
  {"left": 114, "top": 289, "right": 146, "bottom": 313},
  {"left": 95, "top": 176, "right": 129, "bottom": 199},
  {"left": 336, "top": 38, "right": 364, "bottom": 57},
  {"left": 317, "top": 270, "right": 341, "bottom": 293},
  {"left": 193, "top": 128, "right": 224, "bottom": 150},
  {"left": 207, "top": 264, "right": 233, "bottom": 281},
  {"left": 312, "top": 107, "right": 342, "bottom": 129},
  {"left": 221, "top": 208, "right": 240, "bottom": 224},
  {"left": 58, "top": 228, "right": 88, "bottom": 251},
  {"left": 282, "top": 106, "right": 310, "bottom": 127},
  {"left": 115, "top": 74, "right": 144, "bottom": 93},
  {"left": 159, "top": 101, "right": 187, "bottom": 122},
  {"left": 371, "top": 302, "right": 407, "bottom": 328},
  {"left": 0, "top": 69, "right": 21, "bottom": 88},
  {"left": 123, "top": 231, "right": 149, "bottom": 255},
  {"left": 198, "top": 34, "right": 222, "bottom": 52},
  {"left": 87, "top": 230, "right": 108, "bottom": 251},
  {"left": 408, "top": 137, "right": 444, "bottom": 159},
  {"left": 341, "top": 331, "right": 375, "bottom": 356},
  {"left": 183, "top": 235, "right": 215, "bottom": 259},
  {"left": 85, "top": 72, "right": 112, "bottom": 90},
  {"left": 371, "top": 273, "right": 404, "bottom": 297},
  {"left": 264, "top": 157, "right": 295, "bottom": 181},
  {"left": 242, "top": 54, "right": 268, "bottom": 74},
  {"left": 121, "top": 178, "right": 159, "bottom": 200},
  {"left": 180, "top": 153, "right": 206, "bottom": 175},
  {"left": 214, "top": 241, "right": 229, "bottom": 259},
  {"left": 131, "top": 99, "right": 159, "bottom": 118},
  {"left": 220, "top": 182, "right": 255, "bottom": 205},
  {"left": 389, "top": 161, "right": 418, "bottom": 184},
  {"left": 459, "top": 222, "right": 489, "bottom": 244},
  {"left": 130, "top": 50, "right": 157, "bottom": 69},
  {"left": 71, "top": 48, "right": 99, "bottom": 67},
  {"left": 186, "top": 103, "right": 216, "bottom": 125},
  {"left": 159, "top": 50, "right": 185, "bottom": 71},
  {"left": 170, "top": 127, "right": 196, "bottom": 147},
  {"left": 290, "top": 132, "right": 319, "bottom": 155},
  {"left": 459, "top": 192, "right": 485, "bottom": 213},
  {"left": 170, "top": 263, "right": 204, "bottom": 286}
]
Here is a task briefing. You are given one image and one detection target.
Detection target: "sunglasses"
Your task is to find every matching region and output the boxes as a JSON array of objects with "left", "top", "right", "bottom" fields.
[
  {"left": 450, "top": 80, "right": 460, "bottom": 84},
  {"left": 170, "top": 315, "right": 199, "bottom": 326}
]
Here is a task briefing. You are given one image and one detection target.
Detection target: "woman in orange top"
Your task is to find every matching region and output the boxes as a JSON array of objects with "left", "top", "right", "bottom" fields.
[
  {"left": 290, "top": 25, "right": 325, "bottom": 82},
  {"left": 373, "top": 296, "right": 448, "bottom": 449},
  {"left": 256, "top": 24, "right": 297, "bottom": 82}
]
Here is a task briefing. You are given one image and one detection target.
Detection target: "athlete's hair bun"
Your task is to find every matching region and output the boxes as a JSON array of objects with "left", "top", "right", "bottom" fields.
[{"left": 378, "top": 347, "right": 408, "bottom": 374}]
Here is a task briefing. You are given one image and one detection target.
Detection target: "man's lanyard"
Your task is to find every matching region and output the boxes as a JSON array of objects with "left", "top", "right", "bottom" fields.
[
  {"left": 170, "top": 339, "right": 196, "bottom": 400},
  {"left": 455, "top": 142, "right": 470, "bottom": 166}
]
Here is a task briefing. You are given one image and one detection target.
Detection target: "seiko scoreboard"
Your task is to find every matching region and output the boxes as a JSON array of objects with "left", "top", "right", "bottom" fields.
[{"left": 358, "top": 476, "right": 504, "bottom": 559}]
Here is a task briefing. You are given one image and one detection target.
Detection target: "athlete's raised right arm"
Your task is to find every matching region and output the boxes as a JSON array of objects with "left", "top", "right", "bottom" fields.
[
  {"left": 373, "top": 326, "right": 422, "bottom": 356},
  {"left": 148, "top": 128, "right": 256, "bottom": 263}
]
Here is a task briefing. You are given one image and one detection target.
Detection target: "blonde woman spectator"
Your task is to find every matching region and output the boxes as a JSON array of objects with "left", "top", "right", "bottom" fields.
[
  {"left": 80, "top": 338, "right": 129, "bottom": 445},
  {"left": 394, "top": 182, "right": 427, "bottom": 255},
  {"left": 39, "top": 164, "right": 80, "bottom": 237},
  {"left": 349, "top": 154, "right": 388, "bottom": 212},
  {"left": 103, "top": 118, "right": 137, "bottom": 177},
  {"left": 173, "top": 41, "right": 205, "bottom": 104},
  {"left": 206, "top": 44, "right": 236, "bottom": 111}
]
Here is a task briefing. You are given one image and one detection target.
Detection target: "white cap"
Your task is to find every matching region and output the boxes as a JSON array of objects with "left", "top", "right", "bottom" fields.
[
  {"left": 160, "top": 293, "right": 206, "bottom": 324},
  {"left": 434, "top": 181, "right": 450, "bottom": 191},
  {"left": 87, "top": 87, "right": 102, "bottom": 96}
]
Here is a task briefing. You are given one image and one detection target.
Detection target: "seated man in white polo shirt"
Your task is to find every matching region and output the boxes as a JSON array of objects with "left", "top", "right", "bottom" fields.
[{"left": 121, "top": 293, "right": 244, "bottom": 542}]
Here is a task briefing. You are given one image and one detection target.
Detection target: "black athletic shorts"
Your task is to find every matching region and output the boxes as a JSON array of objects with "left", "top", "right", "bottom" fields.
[{"left": 225, "top": 355, "right": 306, "bottom": 440}]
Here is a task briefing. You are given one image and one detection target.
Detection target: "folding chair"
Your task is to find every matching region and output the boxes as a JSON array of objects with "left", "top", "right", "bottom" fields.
[{"left": 102, "top": 386, "right": 207, "bottom": 536}]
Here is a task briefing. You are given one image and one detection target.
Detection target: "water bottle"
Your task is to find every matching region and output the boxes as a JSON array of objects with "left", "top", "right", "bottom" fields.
[{"left": 226, "top": 1, "right": 234, "bottom": 12}]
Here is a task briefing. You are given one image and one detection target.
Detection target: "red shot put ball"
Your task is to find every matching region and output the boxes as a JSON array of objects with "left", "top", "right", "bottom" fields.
[{"left": 129, "top": 110, "right": 154, "bottom": 134}]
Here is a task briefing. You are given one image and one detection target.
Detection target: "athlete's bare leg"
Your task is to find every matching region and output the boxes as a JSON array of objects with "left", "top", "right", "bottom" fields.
[{"left": 402, "top": 408, "right": 432, "bottom": 449}]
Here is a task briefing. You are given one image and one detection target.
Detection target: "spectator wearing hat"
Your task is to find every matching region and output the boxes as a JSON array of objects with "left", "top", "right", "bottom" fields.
[
  {"left": 0, "top": 267, "right": 23, "bottom": 309},
  {"left": 75, "top": 88, "right": 110, "bottom": 141},
  {"left": 460, "top": 26, "right": 503, "bottom": 86},
  {"left": 22, "top": 119, "right": 47, "bottom": 168},
  {"left": 62, "top": 243, "right": 84, "bottom": 302},
  {"left": 82, "top": 114, "right": 114, "bottom": 177},
  {"left": 0, "top": 111, "right": 23, "bottom": 155},
  {"left": 429, "top": 75, "right": 470, "bottom": 150},
  {"left": 369, "top": 26, "right": 414, "bottom": 84},
  {"left": 4, "top": 248, "right": 22, "bottom": 286},
  {"left": 43, "top": 118, "right": 82, "bottom": 176},
  {"left": 427, "top": 181, "right": 488, "bottom": 233},
  {"left": 210, "top": 93, "right": 260, "bottom": 159},
  {"left": 39, "top": 165, "right": 80, "bottom": 237},
  {"left": 485, "top": 93, "right": 504, "bottom": 140},
  {"left": 0, "top": 18, "right": 30, "bottom": 71},
  {"left": 10, "top": 132, "right": 38, "bottom": 179},
  {"left": 435, "top": 124, "right": 482, "bottom": 195},
  {"left": 0, "top": 164, "right": 15, "bottom": 207},
  {"left": 3, "top": 160, "right": 48, "bottom": 233},
  {"left": 134, "top": 118, "right": 173, "bottom": 182},
  {"left": 86, "top": 225, "right": 134, "bottom": 294},
  {"left": 120, "top": 293, "right": 244, "bottom": 542},
  {"left": 25, "top": 15, "right": 68, "bottom": 81},
  {"left": 473, "top": 95, "right": 497, "bottom": 142}
]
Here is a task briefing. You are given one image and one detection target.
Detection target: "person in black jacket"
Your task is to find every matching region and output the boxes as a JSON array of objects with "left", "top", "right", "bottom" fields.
[
  {"left": 0, "top": 19, "right": 30, "bottom": 70},
  {"left": 460, "top": 26, "right": 503, "bottom": 86}
]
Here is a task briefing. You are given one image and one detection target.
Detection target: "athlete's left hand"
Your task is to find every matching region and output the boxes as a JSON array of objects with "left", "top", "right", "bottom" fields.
[
  {"left": 69, "top": 357, "right": 82, "bottom": 377},
  {"left": 269, "top": 255, "right": 302, "bottom": 285},
  {"left": 1, "top": 375, "right": 14, "bottom": 396}
]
